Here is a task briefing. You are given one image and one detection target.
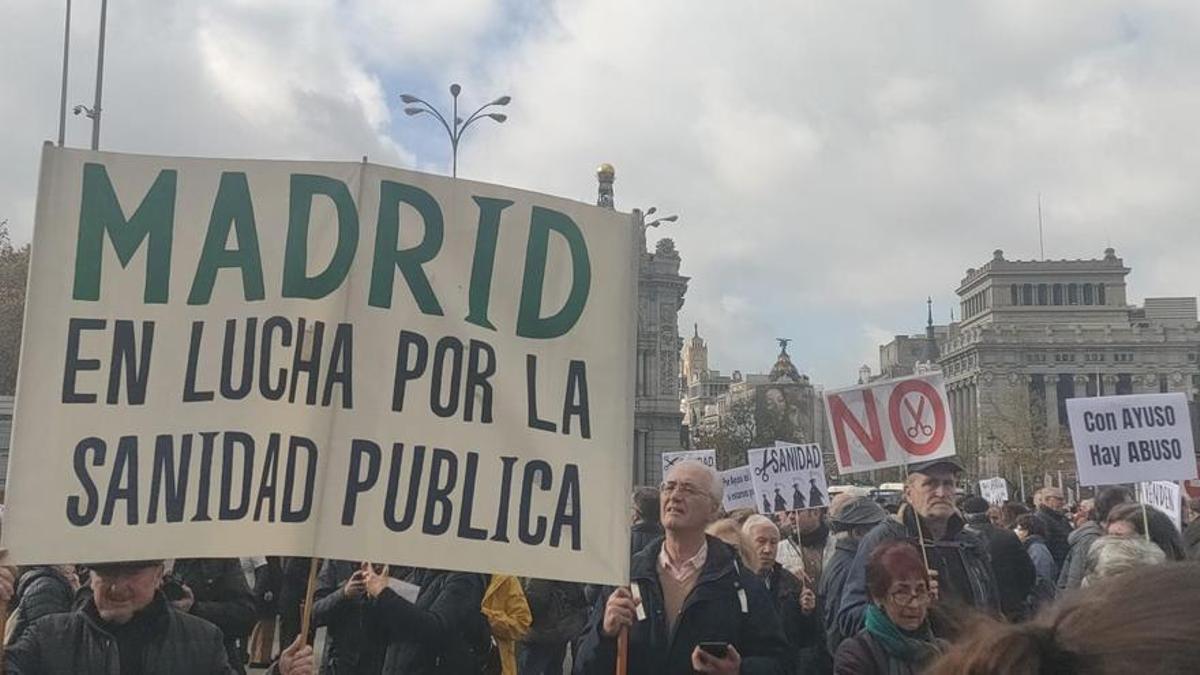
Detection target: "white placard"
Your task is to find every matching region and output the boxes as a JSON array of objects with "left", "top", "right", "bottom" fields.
[
  {"left": 824, "top": 373, "right": 956, "bottom": 475},
  {"left": 1139, "top": 480, "right": 1182, "bottom": 531},
  {"left": 1066, "top": 393, "right": 1197, "bottom": 486},
  {"left": 2, "top": 147, "right": 637, "bottom": 586},
  {"left": 978, "top": 477, "right": 1008, "bottom": 505},
  {"left": 720, "top": 466, "right": 756, "bottom": 512},
  {"left": 747, "top": 443, "right": 829, "bottom": 513},
  {"left": 662, "top": 449, "right": 716, "bottom": 477}
]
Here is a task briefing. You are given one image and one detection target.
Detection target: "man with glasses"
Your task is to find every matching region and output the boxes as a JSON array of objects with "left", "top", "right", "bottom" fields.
[
  {"left": 835, "top": 458, "right": 1000, "bottom": 640},
  {"left": 4, "top": 559, "right": 314, "bottom": 674},
  {"left": 574, "top": 460, "right": 789, "bottom": 674},
  {"left": 1033, "top": 486, "right": 1072, "bottom": 569}
]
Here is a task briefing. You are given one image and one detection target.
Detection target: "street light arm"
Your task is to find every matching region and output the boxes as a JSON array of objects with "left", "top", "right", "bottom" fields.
[
  {"left": 403, "top": 96, "right": 455, "bottom": 141},
  {"left": 458, "top": 102, "right": 505, "bottom": 135}
]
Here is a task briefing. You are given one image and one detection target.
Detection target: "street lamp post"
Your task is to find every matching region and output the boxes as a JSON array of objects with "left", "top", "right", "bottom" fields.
[
  {"left": 641, "top": 206, "right": 679, "bottom": 229},
  {"left": 72, "top": 0, "right": 107, "bottom": 150},
  {"left": 400, "top": 84, "right": 510, "bottom": 178}
]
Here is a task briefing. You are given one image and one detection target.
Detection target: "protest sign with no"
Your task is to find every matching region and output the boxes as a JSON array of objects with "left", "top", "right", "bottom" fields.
[
  {"left": 978, "top": 477, "right": 1008, "bottom": 505},
  {"left": 1066, "top": 393, "right": 1197, "bottom": 486},
  {"left": 824, "top": 373, "right": 956, "bottom": 475},
  {"left": 2, "top": 147, "right": 638, "bottom": 586},
  {"left": 1139, "top": 481, "right": 1182, "bottom": 531},
  {"left": 720, "top": 466, "right": 756, "bottom": 512},
  {"left": 746, "top": 444, "right": 828, "bottom": 514},
  {"left": 662, "top": 449, "right": 716, "bottom": 477}
]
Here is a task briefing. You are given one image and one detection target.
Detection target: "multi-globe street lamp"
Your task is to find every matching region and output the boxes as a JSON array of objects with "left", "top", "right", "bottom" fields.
[{"left": 400, "top": 84, "right": 511, "bottom": 178}]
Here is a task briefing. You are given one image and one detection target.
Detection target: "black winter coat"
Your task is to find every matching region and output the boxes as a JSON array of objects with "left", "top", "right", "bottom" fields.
[
  {"left": 818, "top": 538, "right": 857, "bottom": 653},
  {"left": 762, "top": 562, "right": 823, "bottom": 674},
  {"left": 6, "top": 567, "right": 76, "bottom": 646},
  {"left": 522, "top": 578, "right": 590, "bottom": 645},
  {"left": 833, "top": 630, "right": 938, "bottom": 675},
  {"left": 574, "top": 536, "right": 790, "bottom": 675},
  {"left": 312, "top": 560, "right": 387, "bottom": 674},
  {"left": 376, "top": 568, "right": 490, "bottom": 674},
  {"left": 6, "top": 593, "right": 234, "bottom": 674},
  {"left": 837, "top": 506, "right": 1001, "bottom": 640},
  {"left": 173, "top": 557, "right": 257, "bottom": 673},
  {"left": 963, "top": 513, "right": 1035, "bottom": 620},
  {"left": 1034, "top": 507, "right": 1072, "bottom": 569}
]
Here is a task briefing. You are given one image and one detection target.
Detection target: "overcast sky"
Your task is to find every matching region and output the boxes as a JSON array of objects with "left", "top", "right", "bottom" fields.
[{"left": 4, "top": 1, "right": 1200, "bottom": 388}]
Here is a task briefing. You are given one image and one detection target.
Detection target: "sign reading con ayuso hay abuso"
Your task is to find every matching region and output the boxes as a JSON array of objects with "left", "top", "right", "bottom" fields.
[
  {"left": 1065, "top": 393, "right": 1197, "bottom": 487},
  {"left": 662, "top": 449, "right": 715, "bottom": 477},
  {"left": 720, "top": 466, "right": 756, "bottom": 512},
  {"left": 824, "top": 373, "right": 956, "bottom": 475},
  {"left": 1139, "top": 481, "right": 1182, "bottom": 531},
  {"left": 747, "top": 444, "right": 829, "bottom": 514},
  {"left": 2, "top": 147, "right": 637, "bottom": 586},
  {"left": 978, "top": 477, "right": 1008, "bottom": 506}
]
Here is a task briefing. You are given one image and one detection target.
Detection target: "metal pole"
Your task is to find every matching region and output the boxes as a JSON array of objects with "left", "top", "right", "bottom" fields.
[
  {"left": 58, "top": 0, "right": 72, "bottom": 147},
  {"left": 90, "top": 0, "right": 108, "bottom": 150},
  {"left": 450, "top": 88, "right": 459, "bottom": 177}
]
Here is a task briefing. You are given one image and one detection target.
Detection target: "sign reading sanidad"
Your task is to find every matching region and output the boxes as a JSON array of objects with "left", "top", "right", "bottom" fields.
[
  {"left": 2, "top": 146, "right": 637, "bottom": 586},
  {"left": 1066, "top": 393, "right": 1197, "bottom": 487}
]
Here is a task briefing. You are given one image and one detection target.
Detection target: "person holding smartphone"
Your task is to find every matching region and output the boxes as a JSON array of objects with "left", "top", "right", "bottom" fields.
[{"left": 574, "top": 460, "right": 789, "bottom": 674}]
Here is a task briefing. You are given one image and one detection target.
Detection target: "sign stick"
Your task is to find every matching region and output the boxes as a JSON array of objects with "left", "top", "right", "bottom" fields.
[
  {"left": 900, "top": 463, "right": 934, "bottom": 580},
  {"left": 1138, "top": 485, "right": 1152, "bottom": 544},
  {"left": 298, "top": 557, "right": 320, "bottom": 645},
  {"left": 616, "top": 625, "right": 628, "bottom": 675}
]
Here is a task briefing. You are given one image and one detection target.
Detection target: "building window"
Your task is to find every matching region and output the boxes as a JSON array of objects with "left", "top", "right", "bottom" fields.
[
  {"left": 1097, "top": 284, "right": 1106, "bottom": 305},
  {"left": 1114, "top": 353, "right": 1134, "bottom": 363},
  {"left": 1057, "top": 374, "right": 1075, "bottom": 426},
  {"left": 1052, "top": 284, "right": 1063, "bottom": 305},
  {"left": 1188, "top": 353, "right": 1198, "bottom": 363},
  {"left": 1068, "top": 283, "right": 1078, "bottom": 305},
  {"left": 1116, "top": 374, "right": 1133, "bottom": 395},
  {"left": 1022, "top": 284, "right": 1034, "bottom": 305},
  {"left": 1159, "top": 374, "right": 1169, "bottom": 393},
  {"left": 1084, "top": 352, "right": 1105, "bottom": 363},
  {"left": 1025, "top": 353, "right": 1046, "bottom": 363},
  {"left": 1083, "top": 284, "right": 1094, "bottom": 305},
  {"left": 1011, "top": 285, "right": 1019, "bottom": 306},
  {"left": 1054, "top": 353, "right": 1076, "bottom": 363},
  {"left": 1037, "top": 284, "right": 1048, "bottom": 305}
]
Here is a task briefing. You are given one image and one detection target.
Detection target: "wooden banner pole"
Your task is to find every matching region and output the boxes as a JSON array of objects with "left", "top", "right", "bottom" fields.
[
  {"left": 298, "top": 557, "right": 320, "bottom": 645},
  {"left": 616, "top": 625, "right": 628, "bottom": 675}
]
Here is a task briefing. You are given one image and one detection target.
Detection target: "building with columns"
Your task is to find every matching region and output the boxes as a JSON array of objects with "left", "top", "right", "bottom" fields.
[
  {"left": 596, "top": 164, "right": 689, "bottom": 485},
  {"left": 937, "top": 248, "right": 1200, "bottom": 482}
]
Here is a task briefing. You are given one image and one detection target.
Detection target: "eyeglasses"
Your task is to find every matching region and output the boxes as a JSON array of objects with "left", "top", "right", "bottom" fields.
[
  {"left": 660, "top": 481, "right": 711, "bottom": 500},
  {"left": 889, "top": 587, "right": 931, "bottom": 607}
]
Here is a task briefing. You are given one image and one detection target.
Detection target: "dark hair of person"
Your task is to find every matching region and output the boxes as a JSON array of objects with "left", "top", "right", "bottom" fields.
[
  {"left": 1105, "top": 503, "right": 1186, "bottom": 561},
  {"left": 1014, "top": 513, "right": 1045, "bottom": 538},
  {"left": 926, "top": 563, "right": 1200, "bottom": 674},
  {"left": 632, "top": 486, "right": 660, "bottom": 525},
  {"left": 1093, "top": 486, "right": 1132, "bottom": 523},
  {"left": 1000, "top": 502, "right": 1029, "bottom": 527},
  {"left": 961, "top": 496, "right": 989, "bottom": 515},
  {"left": 865, "top": 540, "right": 926, "bottom": 602}
]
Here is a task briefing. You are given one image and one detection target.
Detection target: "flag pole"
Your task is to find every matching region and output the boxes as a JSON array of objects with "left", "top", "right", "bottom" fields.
[{"left": 58, "top": 0, "right": 72, "bottom": 147}]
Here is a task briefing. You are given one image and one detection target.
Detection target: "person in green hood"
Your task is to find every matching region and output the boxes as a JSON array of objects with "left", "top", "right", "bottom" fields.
[{"left": 833, "top": 541, "right": 944, "bottom": 675}]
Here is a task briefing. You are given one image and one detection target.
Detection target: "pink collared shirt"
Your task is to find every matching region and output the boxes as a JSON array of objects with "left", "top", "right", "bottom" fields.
[{"left": 658, "top": 541, "right": 708, "bottom": 583}]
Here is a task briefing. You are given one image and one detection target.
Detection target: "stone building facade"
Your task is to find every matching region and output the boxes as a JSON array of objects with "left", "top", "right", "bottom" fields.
[
  {"left": 596, "top": 164, "right": 689, "bottom": 485},
  {"left": 937, "top": 248, "right": 1200, "bottom": 482}
]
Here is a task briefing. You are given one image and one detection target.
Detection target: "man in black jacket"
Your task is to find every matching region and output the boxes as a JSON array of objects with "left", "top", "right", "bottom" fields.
[
  {"left": 5, "top": 565, "right": 78, "bottom": 646},
  {"left": 360, "top": 564, "right": 490, "bottom": 673},
  {"left": 818, "top": 495, "right": 886, "bottom": 653},
  {"left": 170, "top": 557, "right": 257, "bottom": 674},
  {"left": 961, "top": 496, "right": 1035, "bottom": 620},
  {"left": 6, "top": 560, "right": 236, "bottom": 674},
  {"left": 743, "top": 515, "right": 820, "bottom": 674},
  {"left": 837, "top": 458, "right": 1001, "bottom": 640},
  {"left": 1032, "top": 487, "right": 1072, "bottom": 569},
  {"left": 575, "top": 460, "right": 789, "bottom": 674}
]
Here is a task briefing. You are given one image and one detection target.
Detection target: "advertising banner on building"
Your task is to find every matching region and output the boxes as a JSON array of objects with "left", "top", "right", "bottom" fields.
[
  {"left": 1065, "top": 393, "right": 1197, "bottom": 487},
  {"left": 824, "top": 373, "right": 956, "bottom": 475},
  {"left": 1139, "top": 480, "right": 1182, "bottom": 531},
  {"left": 2, "top": 147, "right": 638, "bottom": 586},
  {"left": 747, "top": 443, "right": 829, "bottom": 513},
  {"left": 978, "top": 477, "right": 1008, "bottom": 505},
  {"left": 662, "top": 449, "right": 716, "bottom": 477}
]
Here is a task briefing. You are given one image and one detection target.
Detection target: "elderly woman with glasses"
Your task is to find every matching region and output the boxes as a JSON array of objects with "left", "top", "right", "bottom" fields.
[{"left": 834, "top": 541, "right": 944, "bottom": 675}]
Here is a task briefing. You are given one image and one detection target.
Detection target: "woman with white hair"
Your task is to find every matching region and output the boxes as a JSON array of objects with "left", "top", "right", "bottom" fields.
[{"left": 1082, "top": 535, "right": 1166, "bottom": 586}]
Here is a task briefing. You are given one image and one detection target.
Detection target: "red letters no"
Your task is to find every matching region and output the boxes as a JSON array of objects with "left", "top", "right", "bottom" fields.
[{"left": 829, "top": 391, "right": 886, "bottom": 468}]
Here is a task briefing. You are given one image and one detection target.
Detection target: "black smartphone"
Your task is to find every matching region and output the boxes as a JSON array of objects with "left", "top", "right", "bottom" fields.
[{"left": 698, "top": 642, "right": 728, "bottom": 658}]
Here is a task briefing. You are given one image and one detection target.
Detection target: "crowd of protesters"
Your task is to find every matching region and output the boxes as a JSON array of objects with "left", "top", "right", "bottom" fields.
[{"left": 1, "top": 456, "right": 1200, "bottom": 673}]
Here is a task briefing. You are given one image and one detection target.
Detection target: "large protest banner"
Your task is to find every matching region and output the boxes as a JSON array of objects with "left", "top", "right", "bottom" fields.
[
  {"left": 2, "top": 146, "right": 637, "bottom": 586},
  {"left": 1065, "top": 393, "right": 1197, "bottom": 487},
  {"left": 824, "top": 373, "right": 956, "bottom": 475},
  {"left": 747, "top": 443, "right": 829, "bottom": 513}
]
